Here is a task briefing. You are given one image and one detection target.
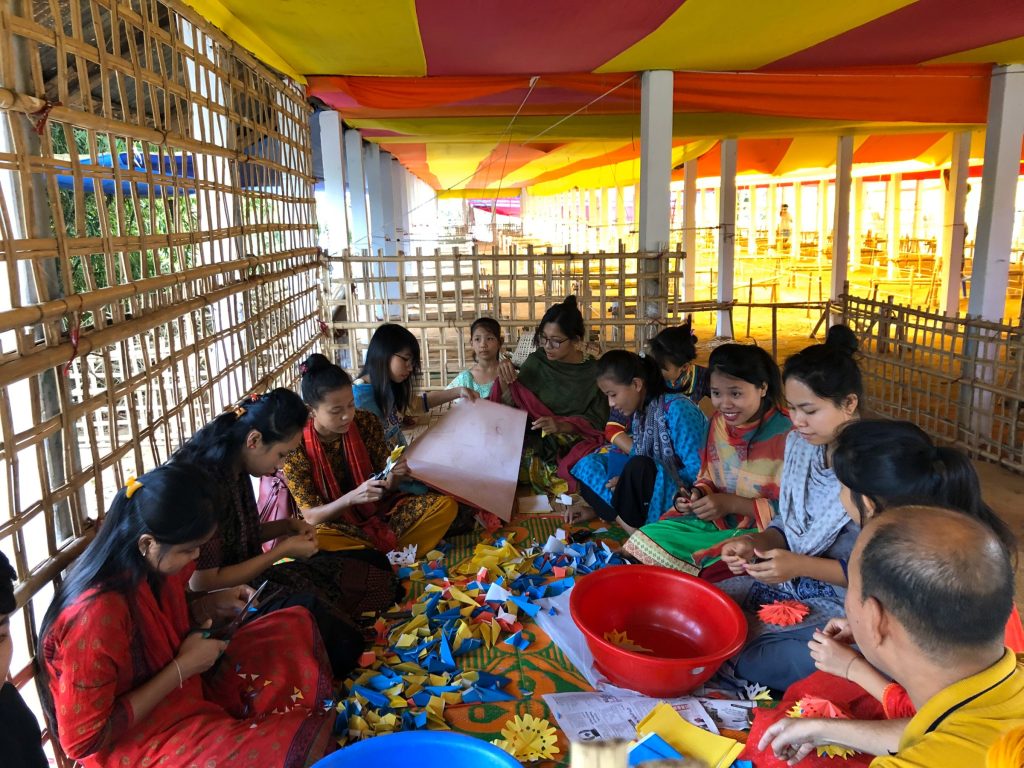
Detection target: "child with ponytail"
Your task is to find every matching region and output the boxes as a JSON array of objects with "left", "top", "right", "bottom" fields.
[{"left": 570, "top": 350, "right": 707, "bottom": 533}]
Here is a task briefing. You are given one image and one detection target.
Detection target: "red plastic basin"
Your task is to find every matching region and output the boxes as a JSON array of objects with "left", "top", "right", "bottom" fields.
[{"left": 569, "top": 564, "right": 747, "bottom": 697}]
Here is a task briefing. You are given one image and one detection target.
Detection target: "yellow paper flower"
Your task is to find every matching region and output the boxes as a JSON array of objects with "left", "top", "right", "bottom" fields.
[
  {"left": 787, "top": 697, "right": 860, "bottom": 760},
  {"left": 491, "top": 714, "right": 560, "bottom": 761},
  {"left": 604, "top": 629, "right": 653, "bottom": 654}
]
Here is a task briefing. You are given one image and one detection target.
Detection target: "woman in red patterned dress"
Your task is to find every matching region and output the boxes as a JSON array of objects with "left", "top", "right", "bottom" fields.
[{"left": 38, "top": 463, "right": 335, "bottom": 768}]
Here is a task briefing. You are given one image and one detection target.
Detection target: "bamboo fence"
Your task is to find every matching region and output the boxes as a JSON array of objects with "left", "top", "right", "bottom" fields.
[
  {"left": 0, "top": 0, "right": 319, "bottom": 758},
  {"left": 841, "top": 293, "right": 1024, "bottom": 473}
]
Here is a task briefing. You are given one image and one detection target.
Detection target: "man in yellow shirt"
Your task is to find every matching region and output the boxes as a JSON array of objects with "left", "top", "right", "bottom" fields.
[{"left": 759, "top": 505, "right": 1024, "bottom": 766}]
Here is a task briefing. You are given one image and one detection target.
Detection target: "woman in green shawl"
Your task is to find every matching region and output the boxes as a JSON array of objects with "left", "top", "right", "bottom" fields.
[{"left": 490, "top": 295, "right": 608, "bottom": 495}]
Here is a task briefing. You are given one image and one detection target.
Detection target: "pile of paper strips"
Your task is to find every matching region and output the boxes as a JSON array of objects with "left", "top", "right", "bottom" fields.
[{"left": 333, "top": 531, "right": 626, "bottom": 746}]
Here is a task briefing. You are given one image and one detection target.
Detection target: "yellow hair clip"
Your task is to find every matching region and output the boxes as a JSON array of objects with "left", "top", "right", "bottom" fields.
[{"left": 125, "top": 475, "right": 143, "bottom": 499}]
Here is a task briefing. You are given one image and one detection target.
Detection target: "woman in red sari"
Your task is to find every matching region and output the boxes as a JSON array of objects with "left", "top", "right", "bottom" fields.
[{"left": 38, "top": 464, "right": 335, "bottom": 768}]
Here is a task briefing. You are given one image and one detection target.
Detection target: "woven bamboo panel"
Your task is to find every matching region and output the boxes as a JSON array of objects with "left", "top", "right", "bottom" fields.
[
  {"left": 841, "top": 293, "right": 1024, "bottom": 473},
  {"left": 0, "top": 0, "right": 319, "bottom": 756},
  {"left": 323, "top": 248, "right": 721, "bottom": 387}
]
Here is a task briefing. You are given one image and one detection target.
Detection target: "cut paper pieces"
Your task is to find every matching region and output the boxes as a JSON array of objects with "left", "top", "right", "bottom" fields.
[
  {"left": 603, "top": 629, "right": 653, "bottom": 654},
  {"left": 491, "top": 713, "right": 560, "bottom": 762},
  {"left": 787, "top": 697, "right": 860, "bottom": 760},
  {"left": 743, "top": 682, "right": 773, "bottom": 702},
  {"left": 405, "top": 399, "right": 527, "bottom": 521},
  {"left": 636, "top": 702, "right": 744, "bottom": 768},
  {"left": 504, "top": 630, "right": 531, "bottom": 651},
  {"left": 757, "top": 599, "right": 810, "bottom": 627},
  {"left": 387, "top": 543, "right": 418, "bottom": 566},
  {"left": 517, "top": 494, "right": 553, "bottom": 514}
]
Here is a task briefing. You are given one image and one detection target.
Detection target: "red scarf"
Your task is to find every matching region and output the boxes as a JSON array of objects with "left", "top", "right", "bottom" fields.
[
  {"left": 488, "top": 378, "right": 604, "bottom": 493},
  {"left": 302, "top": 418, "right": 398, "bottom": 552}
]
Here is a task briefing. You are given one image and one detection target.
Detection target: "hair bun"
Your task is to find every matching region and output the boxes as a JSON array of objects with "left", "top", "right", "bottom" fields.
[
  {"left": 301, "top": 353, "right": 331, "bottom": 376},
  {"left": 562, "top": 295, "right": 578, "bottom": 310},
  {"left": 824, "top": 325, "right": 858, "bottom": 357}
]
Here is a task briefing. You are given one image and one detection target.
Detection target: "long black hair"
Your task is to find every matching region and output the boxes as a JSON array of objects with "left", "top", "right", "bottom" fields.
[
  {"left": 0, "top": 551, "right": 15, "bottom": 615},
  {"left": 38, "top": 463, "right": 221, "bottom": 739},
  {"left": 358, "top": 323, "right": 421, "bottom": 414},
  {"left": 782, "top": 324, "right": 862, "bottom": 408},
  {"left": 647, "top": 318, "right": 698, "bottom": 369},
  {"left": 172, "top": 388, "right": 308, "bottom": 470},
  {"left": 833, "top": 419, "right": 1016, "bottom": 556},
  {"left": 707, "top": 343, "right": 784, "bottom": 447},
  {"left": 596, "top": 350, "right": 667, "bottom": 401},
  {"left": 300, "top": 352, "right": 353, "bottom": 407},
  {"left": 536, "top": 295, "right": 585, "bottom": 342}
]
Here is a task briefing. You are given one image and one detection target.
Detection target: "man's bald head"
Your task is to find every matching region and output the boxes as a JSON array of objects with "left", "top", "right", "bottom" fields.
[{"left": 853, "top": 505, "right": 1014, "bottom": 659}]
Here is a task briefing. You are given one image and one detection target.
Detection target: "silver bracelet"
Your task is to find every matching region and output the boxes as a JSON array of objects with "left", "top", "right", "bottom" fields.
[{"left": 172, "top": 659, "right": 184, "bottom": 688}]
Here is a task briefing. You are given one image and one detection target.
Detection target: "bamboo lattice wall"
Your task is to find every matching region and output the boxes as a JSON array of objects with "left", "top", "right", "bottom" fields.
[
  {"left": 0, "top": 0, "right": 319, "bottom": 752},
  {"left": 841, "top": 293, "right": 1024, "bottom": 473}
]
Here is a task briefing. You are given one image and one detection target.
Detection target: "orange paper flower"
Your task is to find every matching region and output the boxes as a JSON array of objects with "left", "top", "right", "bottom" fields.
[
  {"left": 757, "top": 599, "right": 810, "bottom": 627},
  {"left": 787, "top": 697, "right": 859, "bottom": 760}
]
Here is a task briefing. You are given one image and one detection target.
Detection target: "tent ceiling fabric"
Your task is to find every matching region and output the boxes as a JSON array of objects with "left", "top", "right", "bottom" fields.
[{"left": 183, "top": 0, "right": 1024, "bottom": 193}]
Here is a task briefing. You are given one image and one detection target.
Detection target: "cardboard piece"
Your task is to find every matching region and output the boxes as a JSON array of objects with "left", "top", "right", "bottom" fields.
[{"left": 405, "top": 398, "right": 527, "bottom": 521}]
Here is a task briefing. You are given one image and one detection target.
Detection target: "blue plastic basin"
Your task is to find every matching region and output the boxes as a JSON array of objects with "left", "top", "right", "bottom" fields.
[{"left": 313, "top": 731, "right": 522, "bottom": 767}]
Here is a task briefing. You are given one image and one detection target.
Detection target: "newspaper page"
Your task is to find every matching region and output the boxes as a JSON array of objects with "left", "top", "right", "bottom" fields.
[{"left": 542, "top": 691, "right": 719, "bottom": 743}]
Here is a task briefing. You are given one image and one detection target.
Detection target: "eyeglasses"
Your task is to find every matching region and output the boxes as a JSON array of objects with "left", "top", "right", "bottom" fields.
[
  {"left": 537, "top": 335, "right": 569, "bottom": 349},
  {"left": 393, "top": 353, "right": 414, "bottom": 365}
]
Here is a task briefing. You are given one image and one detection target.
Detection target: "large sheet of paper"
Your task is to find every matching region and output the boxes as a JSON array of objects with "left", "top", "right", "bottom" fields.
[{"left": 405, "top": 398, "right": 527, "bottom": 521}]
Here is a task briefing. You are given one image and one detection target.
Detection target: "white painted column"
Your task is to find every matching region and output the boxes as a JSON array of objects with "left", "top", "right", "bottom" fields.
[
  {"left": 318, "top": 111, "right": 349, "bottom": 255},
  {"left": 639, "top": 70, "right": 674, "bottom": 332},
  {"left": 392, "top": 160, "right": 409, "bottom": 254},
  {"left": 767, "top": 183, "right": 777, "bottom": 249},
  {"left": 683, "top": 159, "right": 698, "bottom": 301},
  {"left": 940, "top": 131, "right": 972, "bottom": 316},
  {"left": 614, "top": 186, "right": 626, "bottom": 249},
  {"left": 851, "top": 177, "right": 864, "bottom": 269},
  {"left": 747, "top": 185, "right": 758, "bottom": 258},
  {"left": 831, "top": 135, "right": 854, "bottom": 303},
  {"left": 886, "top": 173, "right": 902, "bottom": 274},
  {"left": 790, "top": 182, "right": 801, "bottom": 259},
  {"left": 818, "top": 179, "right": 830, "bottom": 262},
  {"left": 364, "top": 143, "right": 385, "bottom": 254},
  {"left": 588, "top": 188, "right": 600, "bottom": 251},
  {"left": 378, "top": 150, "right": 397, "bottom": 256},
  {"left": 717, "top": 139, "right": 737, "bottom": 337},
  {"left": 967, "top": 65, "right": 1024, "bottom": 321},
  {"left": 344, "top": 129, "right": 370, "bottom": 255},
  {"left": 911, "top": 179, "right": 923, "bottom": 240}
]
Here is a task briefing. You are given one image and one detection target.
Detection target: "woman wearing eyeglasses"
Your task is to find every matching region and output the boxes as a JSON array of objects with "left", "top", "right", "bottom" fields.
[{"left": 490, "top": 295, "right": 608, "bottom": 497}]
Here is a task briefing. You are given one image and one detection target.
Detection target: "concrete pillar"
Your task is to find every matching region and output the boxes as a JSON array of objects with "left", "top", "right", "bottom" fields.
[
  {"left": 831, "top": 135, "right": 854, "bottom": 303},
  {"left": 614, "top": 186, "right": 626, "bottom": 248},
  {"left": 378, "top": 151, "right": 397, "bottom": 256},
  {"left": 717, "top": 139, "right": 737, "bottom": 337},
  {"left": 392, "top": 160, "right": 409, "bottom": 253},
  {"left": 940, "top": 131, "right": 972, "bottom": 316},
  {"left": 344, "top": 128, "right": 370, "bottom": 254},
  {"left": 818, "top": 179, "right": 830, "bottom": 261},
  {"left": 639, "top": 70, "right": 673, "bottom": 331},
  {"left": 967, "top": 65, "right": 1024, "bottom": 321},
  {"left": 588, "top": 188, "right": 600, "bottom": 251},
  {"left": 768, "top": 183, "right": 777, "bottom": 249},
  {"left": 364, "top": 143, "right": 385, "bottom": 254},
  {"left": 747, "top": 185, "right": 758, "bottom": 258},
  {"left": 851, "top": 177, "right": 865, "bottom": 269},
  {"left": 683, "top": 159, "right": 698, "bottom": 302},
  {"left": 886, "top": 173, "right": 902, "bottom": 273},
  {"left": 318, "top": 111, "right": 349, "bottom": 255},
  {"left": 790, "top": 182, "right": 801, "bottom": 259}
]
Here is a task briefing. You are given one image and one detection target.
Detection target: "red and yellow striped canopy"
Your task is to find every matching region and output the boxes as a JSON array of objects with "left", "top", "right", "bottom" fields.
[{"left": 185, "top": 1, "right": 1024, "bottom": 194}]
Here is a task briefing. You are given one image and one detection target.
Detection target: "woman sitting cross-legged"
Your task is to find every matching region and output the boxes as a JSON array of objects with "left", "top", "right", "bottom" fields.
[
  {"left": 38, "top": 464, "right": 335, "bottom": 768},
  {"left": 176, "top": 387, "right": 400, "bottom": 678},
  {"left": 283, "top": 353, "right": 458, "bottom": 555},
  {"left": 571, "top": 350, "right": 706, "bottom": 534},
  {"left": 491, "top": 295, "right": 608, "bottom": 496},
  {"left": 623, "top": 343, "right": 792, "bottom": 574},
  {"left": 717, "top": 325, "right": 863, "bottom": 692}
]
